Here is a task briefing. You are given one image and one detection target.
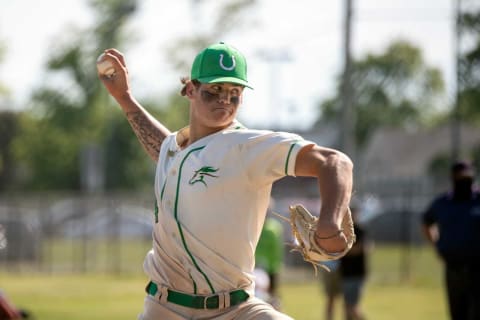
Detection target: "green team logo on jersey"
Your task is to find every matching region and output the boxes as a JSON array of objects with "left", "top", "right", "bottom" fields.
[{"left": 189, "top": 166, "right": 219, "bottom": 187}]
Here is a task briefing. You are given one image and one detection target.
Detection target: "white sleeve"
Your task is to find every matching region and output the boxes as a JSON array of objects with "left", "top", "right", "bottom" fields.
[{"left": 241, "top": 131, "right": 315, "bottom": 185}]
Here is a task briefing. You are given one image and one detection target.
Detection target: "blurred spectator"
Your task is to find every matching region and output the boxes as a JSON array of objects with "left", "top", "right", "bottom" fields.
[
  {"left": 319, "top": 205, "right": 371, "bottom": 320},
  {"left": 319, "top": 260, "right": 342, "bottom": 320},
  {"left": 255, "top": 211, "right": 285, "bottom": 310},
  {"left": 0, "top": 290, "right": 33, "bottom": 319},
  {"left": 339, "top": 206, "right": 370, "bottom": 320},
  {"left": 253, "top": 267, "right": 272, "bottom": 303},
  {"left": 421, "top": 160, "right": 480, "bottom": 320}
]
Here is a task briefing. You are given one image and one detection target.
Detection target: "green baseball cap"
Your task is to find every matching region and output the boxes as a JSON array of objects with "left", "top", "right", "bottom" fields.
[{"left": 191, "top": 42, "right": 253, "bottom": 89}]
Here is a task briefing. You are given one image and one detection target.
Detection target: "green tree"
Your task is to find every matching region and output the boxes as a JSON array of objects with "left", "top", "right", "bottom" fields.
[
  {"left": 0, "top": 111, "right": 19, "bottom": 191},
  {"left": 12, "top": 0, "right": 141, "bottom": 191},
  {"left": 458, "top": 8, "right": 480, "bottom": 123},
  {"left": 10, "top": 0, "right": 257, "bottom": 191},
  {"left": 316, "top": 40, "right": 445, "bottom": 149},
  {"left": 427, "top": 7, "right": 480, "bottom": 174},
  {"left": 0, "top": 38, "right": 17, "bottom": 192},
  {"left": 0, "top": 40, "right": 9, "bottom": 98}
]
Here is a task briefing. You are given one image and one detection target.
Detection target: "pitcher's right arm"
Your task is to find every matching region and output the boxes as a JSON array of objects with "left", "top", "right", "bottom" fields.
[{"left": 98, "top": 48, "right": 171, "bottom": 162}]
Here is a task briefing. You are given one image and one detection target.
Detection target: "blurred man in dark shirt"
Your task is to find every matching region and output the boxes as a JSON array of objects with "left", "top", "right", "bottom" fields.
[
  {"left": 422, "top": 161, "right": 480, "bottom": 320},
  {"left": 339, "top": 206, "right": 371, "bottom": 320}
]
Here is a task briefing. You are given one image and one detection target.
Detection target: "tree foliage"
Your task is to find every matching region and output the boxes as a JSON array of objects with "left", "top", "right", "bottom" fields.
[
  {"left": 0, "top": 112, "right": 19, "bottom": 191},
  {"left": 316, "top": 40, "right": 445, "bottom": 149},
  {"left": 424, "top": 9, "right": 480, "bottom": 178},
  {"left": 7, "top": 0, "right": 255, "bottom": 192},
  {"left": 458, "top": 8, "right": 480, "bottom": 123},
  {"left": 165, "top": 0, "right": 258, "bottom": 74},
  {"left": 0, "top": 40, "right": 16, "bottom": 191},
  {"left": 10, "top": 0, "right": 142, "bottom": 191},
  {"left": 0, "top": 40, "right": 9, "bottom": 98}
]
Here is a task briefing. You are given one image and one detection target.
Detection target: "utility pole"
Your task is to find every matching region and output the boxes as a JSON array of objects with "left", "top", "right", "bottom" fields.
[
  {"left": 451, "top": 0, "right": 462, "bottom": 163},
  {"left": 340, "top": 0, "right": 355, "bottom": 160},
  {"left": 190, "top": 0, "right": 204, "bottom": 32},
  {"left": 256, "top": 48, "right": 292, "bottom": 128}
]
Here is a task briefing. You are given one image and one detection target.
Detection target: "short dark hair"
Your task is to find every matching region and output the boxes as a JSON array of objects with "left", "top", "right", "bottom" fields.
[
  {"left": 180, "top": 78, "right": 200, "bottom": 96},
  {"left": 450, "top": 160, "right": 475, "bottom": 176}
]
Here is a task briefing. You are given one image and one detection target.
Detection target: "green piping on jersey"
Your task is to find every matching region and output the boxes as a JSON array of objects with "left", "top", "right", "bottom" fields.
[
  {"left": 157, "top": 177, "right": 168, "bottom": 224},
  {"left": 154, "top": 198, "right": 159, "bottom": 223},
  {"left": 174, "top": 146, "right": 216, "bottom": 294},
  {"left": 160, "top": 179, "right": 167, "bottom": 201},
  {"left": 285, "top": 141, "right": 299, "bottom": 175}
]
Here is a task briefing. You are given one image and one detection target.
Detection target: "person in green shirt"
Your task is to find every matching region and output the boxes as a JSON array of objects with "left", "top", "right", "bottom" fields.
[{"left": 255, "top": 214, "right": 285, "bottom": 309}]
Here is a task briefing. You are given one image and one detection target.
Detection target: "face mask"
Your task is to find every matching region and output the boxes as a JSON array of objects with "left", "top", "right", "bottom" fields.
[{"left": 453, "top": 177, "right": 473, "bottom": 200}]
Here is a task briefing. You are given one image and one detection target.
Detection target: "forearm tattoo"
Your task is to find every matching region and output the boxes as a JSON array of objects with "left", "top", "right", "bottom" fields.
[{"left": 126, "top": 111, "right": 164, "bottom": 161}]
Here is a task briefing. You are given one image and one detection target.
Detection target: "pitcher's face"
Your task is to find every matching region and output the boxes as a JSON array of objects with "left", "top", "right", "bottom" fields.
[{"left": 188, "top": 82, "right": 244, "bottom": 128}]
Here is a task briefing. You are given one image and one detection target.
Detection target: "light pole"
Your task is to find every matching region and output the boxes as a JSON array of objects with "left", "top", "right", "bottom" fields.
[
  {"left": 256, "top": 48, "right": 293, "bottom": 128},
  {"left": 340, "top": 0, "right": 355, "bottom": 160},
  {"left": 451, "top": 0, "right": 462, "bottom": 163}
]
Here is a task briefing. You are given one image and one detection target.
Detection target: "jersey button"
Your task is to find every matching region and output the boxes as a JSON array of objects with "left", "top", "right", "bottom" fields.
[{"left": 171, "top": 169, "right": 177, "bottom": 176}]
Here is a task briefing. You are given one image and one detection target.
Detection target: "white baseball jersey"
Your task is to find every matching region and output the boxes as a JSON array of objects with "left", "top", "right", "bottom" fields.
[{"left": 143, "top": 120, "right": 314, "bottom": 297}]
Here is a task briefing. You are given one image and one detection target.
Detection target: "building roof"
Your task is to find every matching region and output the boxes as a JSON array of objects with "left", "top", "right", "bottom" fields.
[{"left": 361, "top": 124, "right": 480, "bottom": 179}]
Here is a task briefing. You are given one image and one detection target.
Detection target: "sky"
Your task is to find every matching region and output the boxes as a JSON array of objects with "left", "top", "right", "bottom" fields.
[{"left": 0, "top": 0, "right": 456, "bottom": 130}]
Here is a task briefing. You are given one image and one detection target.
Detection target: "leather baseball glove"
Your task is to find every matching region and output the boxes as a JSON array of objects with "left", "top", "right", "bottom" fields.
[{"left": 275, "top": 204, "right": 356, "bottom": 274}]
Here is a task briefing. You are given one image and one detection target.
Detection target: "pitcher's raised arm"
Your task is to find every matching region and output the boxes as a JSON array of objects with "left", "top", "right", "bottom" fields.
[{"left": 97, "top": 48, "right": 171, "bottom": 162}]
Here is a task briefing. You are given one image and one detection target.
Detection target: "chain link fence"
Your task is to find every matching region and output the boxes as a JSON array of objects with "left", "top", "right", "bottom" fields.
[
  {"left": 0, "top": 177, "right": 439, "bottom": 277},
  {"left": 0, "top": 193, "right": 154, "bottom": 275}
]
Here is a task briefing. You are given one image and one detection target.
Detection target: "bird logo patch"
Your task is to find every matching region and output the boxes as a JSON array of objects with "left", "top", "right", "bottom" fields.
[{"left": 189, "top": 166, "right": 219, "bottom": 187}]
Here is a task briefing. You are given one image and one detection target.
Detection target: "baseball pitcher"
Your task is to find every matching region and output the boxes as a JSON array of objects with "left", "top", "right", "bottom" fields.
[{"left": 98, "top": 42, "right": 354, "bottom": 320}]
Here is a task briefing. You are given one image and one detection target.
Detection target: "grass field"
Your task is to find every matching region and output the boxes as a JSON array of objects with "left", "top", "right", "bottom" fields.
[{"left": 0, "top": 245, "right": 449, "bottom": 320}]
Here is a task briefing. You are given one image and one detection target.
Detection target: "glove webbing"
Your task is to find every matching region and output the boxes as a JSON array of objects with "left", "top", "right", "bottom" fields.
[{"left": 271, "top": 210, "right": 332, "bottom": 274}]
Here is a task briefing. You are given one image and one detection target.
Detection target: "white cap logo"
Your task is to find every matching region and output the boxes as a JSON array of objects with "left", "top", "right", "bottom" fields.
[{"left": 219, "top": 54, "right": 236, "bottom": 71}]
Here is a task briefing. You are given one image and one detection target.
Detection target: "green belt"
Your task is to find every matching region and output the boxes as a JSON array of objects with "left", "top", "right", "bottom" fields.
[{"left": 146, "top": 281, "right": 249, "bottom": 309}]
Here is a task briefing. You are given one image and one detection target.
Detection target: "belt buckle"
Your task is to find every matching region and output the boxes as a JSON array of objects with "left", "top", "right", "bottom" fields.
[{"left": 203, "top": 294, "right": 219, "bottom": 309}]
